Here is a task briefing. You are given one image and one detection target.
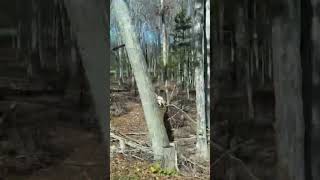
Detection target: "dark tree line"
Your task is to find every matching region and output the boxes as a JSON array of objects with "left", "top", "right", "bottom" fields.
[{"left": 211, "top": 0, "right": 320, "bottom": 180}]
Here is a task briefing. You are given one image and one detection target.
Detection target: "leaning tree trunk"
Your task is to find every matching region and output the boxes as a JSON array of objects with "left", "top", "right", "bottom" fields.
[
  {"left": 63, "top": 0, "right": 108, "bottom": 143},
  {"left": 112, "top": 0, "right": 176, "bottom": 169},
  {"left": 194, "top": 0, "right": 209, "bottom": 160},
  {"left": 272, "top": 1, "right": 305, "bottom": 180}
]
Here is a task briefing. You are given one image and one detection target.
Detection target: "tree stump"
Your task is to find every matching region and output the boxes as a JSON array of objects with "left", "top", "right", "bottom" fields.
[
  {"left": 161, "top": 143, "right": 178, "bottom": 171},
  {"left": 158, "top": 106, "right": 178, "bottom": 170}
]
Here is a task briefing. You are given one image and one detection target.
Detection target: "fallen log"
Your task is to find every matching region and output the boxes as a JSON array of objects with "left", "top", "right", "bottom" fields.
[
  {"left": 110, "top": 132, "right": 151, "bottom": 154},
  {"left": 111, "top": 130, "right": 178, "bottom": 171},
  {"left": 110, "top": 88, "right": 128, "bottom": 92},
  {"left": 111, "top": 128, "right": 148, "bottom": 146}
]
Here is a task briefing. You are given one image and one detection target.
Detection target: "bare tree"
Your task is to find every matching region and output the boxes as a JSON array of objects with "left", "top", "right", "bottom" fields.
[
  {"left": 111, "top": 0, "right": 177, "bottom": 169},
  {"left": 194, "top": 0, "right": 209, "bottom": 160}
]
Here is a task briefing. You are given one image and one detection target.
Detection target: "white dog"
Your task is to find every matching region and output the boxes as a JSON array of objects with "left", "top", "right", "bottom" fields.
[{"left": 155, "top": 94, "right": 166, "bottom": 107}]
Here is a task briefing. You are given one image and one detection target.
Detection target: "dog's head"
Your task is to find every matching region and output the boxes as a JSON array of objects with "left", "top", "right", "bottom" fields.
[{"left": 156, "top": 95, "right": 166, "bottom": 107}]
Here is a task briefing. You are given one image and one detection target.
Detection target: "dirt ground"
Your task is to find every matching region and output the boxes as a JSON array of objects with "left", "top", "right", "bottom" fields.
[
  {"left": 0, "top": 94, "right": 106, "bottom": 180},
  {"left": 1, "top": 83, "right": 209, "bottom": 180},
  {"left": 110, "top": 89, "right": 210, "bottom": 180},
  {"left": 3, "top": 125, "right": 106, "bottom": 180}
]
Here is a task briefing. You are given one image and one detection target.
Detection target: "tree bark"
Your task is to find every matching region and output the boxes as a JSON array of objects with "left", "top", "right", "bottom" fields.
[
  {"left": 310, "top": 0, "right": 320, "bottom": 179},
  {"left": 111, "top": 0, "right": 174, "bottom": 165},
  {"left": 161, "top": 0, "right": 170, "bottom": 104},
  {"left": 194, "top": 0, "right": 209, "bottom": 160},
  {"left": 63, "top": 0, "right": 108, "bottom": 143},
  {"left": 272, "top": 1, "right": 305, "bottom": 179},
  {"left": 205, "top": 0, "right": 210, "bottom": 129}
]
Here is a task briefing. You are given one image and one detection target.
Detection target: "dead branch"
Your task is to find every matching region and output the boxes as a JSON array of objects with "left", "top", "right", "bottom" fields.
[
  {"left": 176, "top": 136, "right": 196, "bottom": 141},
  {"left": 229, "top": 155, "right": 261, "bottom": 180},
  {"left": 124, "top": 132, "right": 147, "bottom": 135},
  {"left": 130, "top": 154, "right": 145, "bottom": 161},
  {"left": 211, "top": 139, "right": 260, "bottom": 180},
  {"left": 167, "top": 84, "right": 177, "bottom": 104},
  {"left": 110, "top": 132, "right": 152, "bottom": 154},
  {"left": 179, "top": 171, "right": 207, "bottom": 180},
  {"left": 212, "top": 139, "right": 254, "bottom": 166},
  {"left": 167, "top": 110, "right": 180, "bottom": 121},
  {"left": 111, "top": 128, "right": 149, "bottom": 146},
  {"left": 112, "top": 44, "right": 125, "bottom": 51},
  {"left": 179, "top": 154, "right": 208, "bottom": 171},
  {"left": 110, "top": 88, "right": 128, "bottom": 92},
  {"left": 167, "top": 104, "right": 197, "bottom": 124}
]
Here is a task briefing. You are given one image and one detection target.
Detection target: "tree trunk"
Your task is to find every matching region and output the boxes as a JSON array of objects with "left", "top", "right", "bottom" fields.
[
  {"left": 218, "top": 0, "right": 224, "bottom": 68},
  {"left": 248, "top": 0, "right": 255, "bottom": 121},
  {"left": 246, "top": 51, "right": 254, "bottom": 121},
  {"left": 111, "top": 0, "right": 176, "bottom": 169},
  {"left": 205, "top": 0, "right": 210, "bottom": 129},
  {"left": 272, "top": 1, "right": 305, "bottom": 179},
  {"left": 161, "top": 0, "right": 170, "bottom": 104},
  {"left": 118, "top": 42, "right": 124, "bottom": 85},
  {"left": 63, "top": 0, "right": 108, "bottom": 142},
  {"left": 310, "top": 0, "right": 320, "bottom": 179},
  {"left": 194, "top": 0, "right": 209, "bottom": 160}
]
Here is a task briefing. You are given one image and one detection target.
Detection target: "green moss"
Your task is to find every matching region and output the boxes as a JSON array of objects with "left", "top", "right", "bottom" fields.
[
  {"left": 149, "top": 162, "right": 178, "bottom": 176},
  {"left": 112, "top": 175, "right": 140, "bottom": 180}
]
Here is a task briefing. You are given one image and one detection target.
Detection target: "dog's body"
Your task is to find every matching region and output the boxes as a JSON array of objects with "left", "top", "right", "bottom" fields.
[{"left": 155, "top": 94, "right": 174, "bottom": 142}]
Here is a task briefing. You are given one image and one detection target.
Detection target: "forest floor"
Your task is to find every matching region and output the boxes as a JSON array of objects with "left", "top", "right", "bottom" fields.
[
  {"left": 4, "top": 125, "right": 106, "bottom": 180},
  {"left": 110, "top": 85, "right": 210, "bottom": 180},
  {"left": 1, "top": 94, "right": 106, "bottom": 180},
  {"left": 1, "top": 82, "right": 210, "bottom": 180}
]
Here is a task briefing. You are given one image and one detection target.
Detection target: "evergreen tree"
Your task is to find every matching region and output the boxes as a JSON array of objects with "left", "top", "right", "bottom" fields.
[{"left": 171, "top": 9, "right": 193, "bottom": 89}]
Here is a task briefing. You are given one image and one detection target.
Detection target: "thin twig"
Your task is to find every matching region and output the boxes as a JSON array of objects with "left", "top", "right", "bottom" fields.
[
  {"left": 229, "top": 155, "right": 261, "bottom": 180},
  {"left": 179, "top": 154, "right": 208, "bottom": 171},
  {"left": 111, "top": 128, "right": 149, "bottom": 146},
  {"left": 168, "top": 84, "right": 177, "bottom": 104},
  {"left": 212, "top": 139, "right": 254, "bottom": 166},
  {"left": 176, "top": 136, "right": 196, "bottom": 141},
  {"left": 131, "top": 154, "right": 145, "bottom": 161},
  {"left": 179, "top": 171, "right": 207, "bottom": 180},
  {"left": 110, "top": 132, "right": 152, "bottom": 154},
  {"left": 167, "top": 104, "right": 197, "bottom": 124},
  {"left": 211, "top": 139, "right": 260, "bottom": 180},
  {"left": 168, "top": 110, "right": 180, "bottom": 121},
  {"left": 124, "top": 132, "right": 147, "bottom": 135}
]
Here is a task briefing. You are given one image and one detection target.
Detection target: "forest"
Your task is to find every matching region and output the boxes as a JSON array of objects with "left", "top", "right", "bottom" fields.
[
  {"left": 0, "top": 0, "right": 108, "bottom": 179},
  {"left": 211, "top": 0, "right": 319, "bottom": 180},
  {"left": 0, "top": 0, "right": 320, "bottom": 180},
  {"left": 109, "top": 0, "right": 210, "bottom": 179}
]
